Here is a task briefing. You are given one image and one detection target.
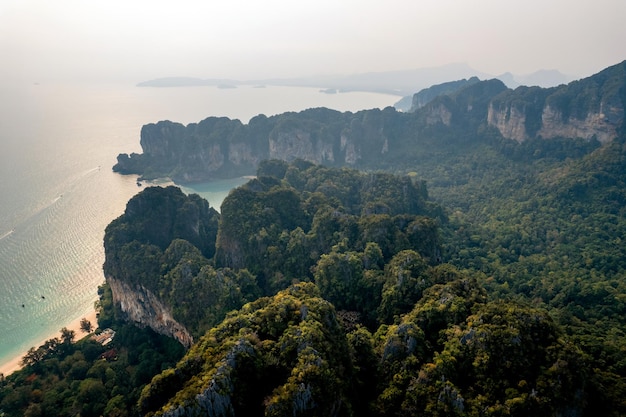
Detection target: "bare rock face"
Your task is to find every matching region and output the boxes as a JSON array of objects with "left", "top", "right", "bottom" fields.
[
  {"left": 140, "top": 121, "right": 187, "bottom": 158},
  {"left": 107, "top": 276, "right": 193, "bottom": 348},
  {"left": 488, "top": 102, "right": 621, "bottom": 144},
  {"left": 487, "top": 103, "right": 529, "bottom": 142},
  {"left": 538, "top": 105, "right": 619, "bottom": 144},
  {"left": 269, "top": 128, "right": 336, "bottom": 164},
  {"left": 340, "top": 133, "right": 360, "bottom": 164},
  {"left": 487, "top": 61, "right": 626, "bottom": 143},
  {"left": 228, "top": 142, "right": 261, "bottom": 166},
  {"left": 424, "top": 102, "right": 453, "bottom": 126}
]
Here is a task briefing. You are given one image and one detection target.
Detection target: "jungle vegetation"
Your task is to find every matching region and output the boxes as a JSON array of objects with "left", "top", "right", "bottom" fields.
[
  {"left": 2, "top": 61, "right": 626, "bottom": 416},
  {"left": 2, "top": 139, "right": 626, "bottom": 415}
]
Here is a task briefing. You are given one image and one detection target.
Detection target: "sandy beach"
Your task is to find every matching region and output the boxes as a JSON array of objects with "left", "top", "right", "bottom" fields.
[{"left": 0, "top": 308, "right": 99, "bottom": 377}]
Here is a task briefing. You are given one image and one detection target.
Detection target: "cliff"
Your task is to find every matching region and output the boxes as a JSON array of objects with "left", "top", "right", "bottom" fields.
[
  {"left": 114, "top": 61, "right": 626, "bottom": 183},
  {"left": 487, "top": 60, "right": 626, "bottom": 143},
  {"left": 104, "top": 162, "right": 442, "bottom": 350},
  {"left": 107, "top": 276, "right": 194, "bottom": 348},
  {"left": 103, "top": 186, "right": 236, "bottom": 345},
  {"left": 138, "top": 283, "right": 354, "bottom": 417}
]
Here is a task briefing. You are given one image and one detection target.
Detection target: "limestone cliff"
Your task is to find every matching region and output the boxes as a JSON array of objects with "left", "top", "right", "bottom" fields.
[
  {"left": 113, "top": 108, "right": 399, "bottom": 182},
  {"left": 487, "top": 61, "right": 626, "bottom": 143},
  {"left": 424, "top": 102, "right": 453, "bottom": 126},
  {"left": 113, "top": 61, "right": 626, "bottom": 183},
  {"left": 487, "top": 102, "right": 530, "bottom": 142},
  {"left": 487, "top": 98, "right": 621, "bottom": 143},
  {"left": 268, "top": 128, "right": 335, "bottom": 163},
  {"left": 537, "top": 104, "right": 619, "bottom": 144},
  {"left": 103, "top": 186, "right": 225, "bottom": 347},
  {"left": 137, "top": 118, "right": 263, "bottom": 182},
  {"left": 107, "top": 276, "right": 193, "bottom": 348}
]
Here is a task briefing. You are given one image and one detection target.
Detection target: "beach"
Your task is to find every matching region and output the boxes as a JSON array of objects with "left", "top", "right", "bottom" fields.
[
  {"left": 0, "top": 83, "right": 400, "bottom": 378},
  {"left": 0, "top": 307, "right": 99, "bottom": 377}
]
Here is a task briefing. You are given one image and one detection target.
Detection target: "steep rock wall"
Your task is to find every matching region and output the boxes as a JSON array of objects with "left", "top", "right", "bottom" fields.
[
  {"left": 487, "top": 61, "right": 625, "bottom": 143},
  {"left": 107, "top": 276, "right": 194, "bottom": 348},
  {"left": 340, "top": 133, "right": 360, "bottom": 164},
  {"left": 140, "top": 121, "right": 187, "bottom": 159},
  {"left": 114, "top": 61, "right": 626, "bottom": 182},
  {"left": 487, "top": 103, "right": 529, "bottom": 142},
  {"left": 228, "top": 142, "right": 261, "bottom": 166},
  {"left": 268, "top": 129, "right": 336, "bottom": 163},
  {"left": 538, "top": 105, "right": 619, "bottom": 144},
  {"left": 424, "top": 102, "right": 453, "bottom": 126},
  {"left": 488, "top": 102, "right": 621, "bottom": 143}
]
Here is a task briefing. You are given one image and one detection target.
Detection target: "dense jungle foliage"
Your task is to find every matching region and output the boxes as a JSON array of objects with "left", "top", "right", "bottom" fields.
[
  {"left": 0, "top": 285, "right": 185, "bottom": 417},
  {"left": 3, "top": 138, "right": 626, "bottom": 416},
  {"left": 2, "top": 61, "right": 626, "bottom": 416}
]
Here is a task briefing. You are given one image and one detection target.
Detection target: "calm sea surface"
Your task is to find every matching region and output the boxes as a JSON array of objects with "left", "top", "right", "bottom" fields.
[{"left": 0, "top": 82, "right": 400, "bottom": 368}]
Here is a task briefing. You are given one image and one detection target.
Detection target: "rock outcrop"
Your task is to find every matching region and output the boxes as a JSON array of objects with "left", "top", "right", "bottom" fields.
[
  {"left": 487, "top": 102, "right": 530, "bottom": 142},
  {"left": 537, "top": 104, "right": 619, "bottom": 144},
  {"left": 114, "top": 61, "right": 626, "bottom": 183},
  {"left": 107, "top": 276, "right": 193, "bottom": 348},
  {"left": 487, "top": 61, "right": 626, "bottom": 143},
  {"left": 268, "top": 128, "right": 335, "bottom": 163},
  {"left": 103, "top": 186, "right": 222, "bottom": 346},
  {"left": 410, "top": 76, "right": 481, "bottom": 111},
  {"left": 424, "top": 102, "right": 453, "bottom": 126}
]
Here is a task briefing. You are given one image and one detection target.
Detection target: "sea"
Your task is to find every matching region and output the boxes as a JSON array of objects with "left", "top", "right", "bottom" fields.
[{"left": 0, "top": 81, "right": 401, "bottom": 370}]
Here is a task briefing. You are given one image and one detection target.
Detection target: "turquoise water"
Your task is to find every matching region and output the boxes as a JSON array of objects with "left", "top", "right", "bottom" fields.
[
  {"left": 178, "top": 177, "right": 251, "bottom": 211},
  {"left": 0, "top": 82, "right": 400, "bottom": 370}
]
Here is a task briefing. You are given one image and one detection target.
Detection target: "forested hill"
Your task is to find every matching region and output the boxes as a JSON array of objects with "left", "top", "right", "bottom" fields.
[
  {"left": 3, "top": 143, "right": 626, "bottom": 414},
  {"left": 108, "top": 161, "right": 624, "bottom": 416},
  {"left": 2, "top": 61, "right": 626, "bottom": 417},
  {"left": 103, "top": 162, "right": 442, "bottom": 342},
  {"left": 114, "top": 60, "right": 625, "bottom": 183}
]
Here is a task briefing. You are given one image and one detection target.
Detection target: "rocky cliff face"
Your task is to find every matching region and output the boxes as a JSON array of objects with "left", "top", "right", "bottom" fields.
[
  {"left": 228, "top": 141, "right": 262, "bottom": 166},
  {"left": 103, "top": 186, "right": 222, "bottom": 347},
  {"left": 487, "top": 61, "right": 626, "bottom": 143},
  {"left": 107, "top": 276, "right": 194, "bottom": 348},
  {"left": 487, "top": 103, "right": 531, "bottom": 142},
  {"left": 268, "top": 128, "right": 336, "bottom": 163},
  {"left": 340, "top": 132, "right": 361, "bottom": 164},
  {"left": 537, "top": 104, "right": 619, "bottom": 144},
  {"left": 424, "top": 102, "right": 453, "bottom": 126},
  {"left": 113, "top": 61, "right": 626, "bottom": 182},
  {"left": 487, "top": 101, "right": 622, "bottom": 143}
]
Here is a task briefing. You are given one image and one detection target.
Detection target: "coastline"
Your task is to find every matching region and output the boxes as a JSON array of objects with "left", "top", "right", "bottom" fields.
[{"left": 0, "top": 308, "right": 99, "bottom": 377}]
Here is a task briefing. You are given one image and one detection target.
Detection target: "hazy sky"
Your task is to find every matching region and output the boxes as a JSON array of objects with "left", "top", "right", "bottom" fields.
[{"left": 1, "top": 0, "right": 625, "bottom": 83}]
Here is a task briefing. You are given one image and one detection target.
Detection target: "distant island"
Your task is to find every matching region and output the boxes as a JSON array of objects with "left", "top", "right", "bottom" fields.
[
  {"left": 136, "top": 77, "right": 241, "bottom": 88},
  {"left": 136, "top": 62, "right": 573, "bottom": 97}
]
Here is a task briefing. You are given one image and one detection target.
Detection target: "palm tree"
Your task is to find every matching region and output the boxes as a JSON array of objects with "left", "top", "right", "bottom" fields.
[
  {"left": 60, "top": 327, "right": 75, "bottom": 345},
  {"left": 80, "top": 318, "right": 93, "bottom": 333}
]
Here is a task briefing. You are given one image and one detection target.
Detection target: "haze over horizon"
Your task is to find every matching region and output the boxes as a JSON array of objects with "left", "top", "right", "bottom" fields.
[{"left": 1, "top": 0, "right": 625, "bottom": 84}]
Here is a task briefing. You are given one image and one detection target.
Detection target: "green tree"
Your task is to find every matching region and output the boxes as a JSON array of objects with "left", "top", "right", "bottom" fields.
[
  {"left": 80, "top": 318, "right": 93, "bottom": 334},
  {"left": 378, "top": 250, "right": 429, "bottom": 323}
]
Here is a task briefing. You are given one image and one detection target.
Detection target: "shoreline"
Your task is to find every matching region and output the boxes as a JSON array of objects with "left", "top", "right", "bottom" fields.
[{"left": 0, "top": 308, "right": 99, "bottom": 377}]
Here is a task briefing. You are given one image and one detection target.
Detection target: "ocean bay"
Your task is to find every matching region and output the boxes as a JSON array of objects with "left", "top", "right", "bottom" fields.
[{"left": 0, "top": 82, "right": 400, "bottom": 371}]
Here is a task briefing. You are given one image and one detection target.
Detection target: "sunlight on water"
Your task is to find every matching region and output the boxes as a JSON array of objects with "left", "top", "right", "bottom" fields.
[{"left": 0, "top": 82, "right": 400, "bottom": 369}]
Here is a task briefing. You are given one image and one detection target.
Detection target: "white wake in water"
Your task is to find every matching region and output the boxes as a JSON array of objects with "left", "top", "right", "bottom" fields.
[{"left": 0, "top": 229, "right": 14, "bottom": 241}]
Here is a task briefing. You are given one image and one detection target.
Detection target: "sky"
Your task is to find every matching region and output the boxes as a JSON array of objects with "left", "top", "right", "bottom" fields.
[{"left": 1, "top": 0, "right": 625, "bottom": 83}]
